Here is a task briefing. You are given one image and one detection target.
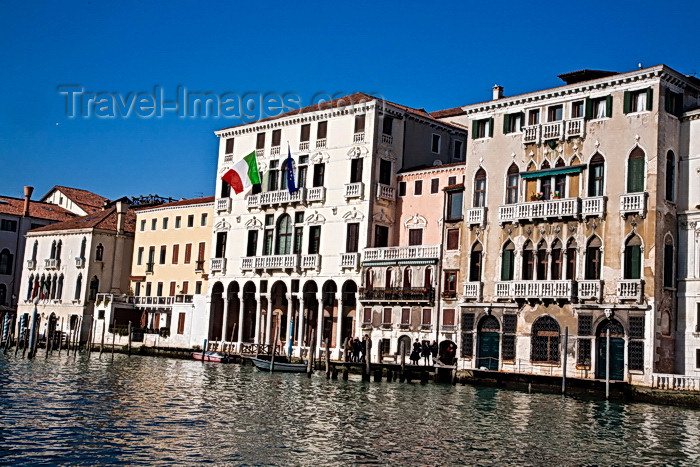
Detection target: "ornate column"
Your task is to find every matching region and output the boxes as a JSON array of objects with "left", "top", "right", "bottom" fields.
[
  {"left": 297, "top": 294, "right": 305, "bottom": 356},
  {"left": 254, "top": 293, "right": 262, "bottom": 345},
  {"left": 562, "top": 249, "right": 569, "bottom": 280},
  {"left": 315, "top": 292, "right": 323, "bottom": 354},
  {"left": 545, "top": 249, "right": 552, "bottom": 281},
  {"left": 264, "top": 293, "right": 272, "bottom": 345},
  {"left": 334, "top": 292, "right": 341, "bottom": 358},
  {"left": 221, "top": 294, "right": 229, "bottom": 342},
  {"left": 285, "top": 293, "right": 293, "bottom": 352},
  {"left": 236, "top": 293, "right": 244, "bottom": 351}
]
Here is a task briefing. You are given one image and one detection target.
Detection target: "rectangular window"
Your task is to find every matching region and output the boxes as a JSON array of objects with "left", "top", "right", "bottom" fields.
[
  {"left": 198, "top": 242, "right": 206, "bottom": 264},
  {"left": 172, "top": 244, "right": 179, "bottom": 264},
  {"left": 506, "top": 173, "right": 519, "bottom": 204},
  {"left": 308, "top": 226, "right": 321, "bottom": 254},
  {"left": 446, "top": 229, "right": 459, "bottom": 250},
  {"left": 472, "top": 118, "right": 492, "bottom": 140},
  {"left": 0, "top": 219, "right": 17, "bottom": 231},
  {"left": 381, "top": 339, "right": 391, "bottom": 355},
  {"left": 151, "top": 219, "right": 157, "bottom": 230},
  {"left": 443, "top": 308, "right": 455, "bottom": 326},
  {"left": 453, "top": 140, "right": 463, "bottom": 160},
  {"left": 446, "top": 191, "right": 463, "bottom": 220},
  {"left": 577, "top": 339, "right": 591, "bottom": 367},
  {"left": 169, "top": 281, "right": 176, "bottom": 296},
  {"left": 382, "top": 116, "right": 393, "bottom": 135},
  {"left": 195, "top": 281, "right": 202, "bottom": 294},
  {"left": 444, "top": 271, "right": 457, "bottom": 294},
  {"left": 589, "top": 96, "right": 611, "bottom": 119},
  {"left": 354, "top": 114, "right": 366, "bottom": 134},
  {"left": 408, "top": 228, "right": 423, "bottom": 246},
  {"left": 461, "top": 332, "right": 473, "bottom": 358},
  {"left": 628, "top": 341, "right": 644, "bottom": 371},
  {"left": 350, "top": 158, "right": 363, "bottom": 184},
  {"left": 135, "top": 282, "right": 141, "bottom": 296},
  {"left": 398, "top": 181, "right": 407, "bottom": 197},
  {"left": 256, "top": 132, "right": 265, "bottom": 149},
  {"left": 225, "top": 138, "right": 235, "bottom": 154},
  {"left": 363, "top": 307, "right": 372, "bottom": 324},
  {"left": 317, "top": 121, "right": 327, "bottom": 139},
  {"left": 382, "top": 308, "right": 392, "bottom": 324},
  {"left": 379, "top": 159, "right": 392, "bottom": 185},
  {"left": 422, "top": 308, "right": 432, "bottom": 325},
  {"left": 293, "top": 226, "right": 303, "bottom": 254},
  {"left": 215, "top": 232, "right": 227, "bottom": 258},
  {"left": 271, "top": 129, "right": 281, "bottom": 147},
  {"left": 184, "top": 243, "right": 192, "bottom": 264},
  {"left": 181, "top": 281, "right": 188, "bottom": 294},
  {"left": 628, "top": 316, "right": 645, "bottom": 339},
  {"left": 300, "top": 124, "right": 310, "bottom": 142},
  {"left": 313, "top": 163, "right": 325, "bottom": 187},
  {"left": 571, "top": 101, "right": 584, "bottom": 118},
  {"left": 448, "top": 176, "right": 457, "bottom": 186},
  {"left": 137, "top": 247, "right": 144, "bottom": 265},
  {"left": 528, "top": 109, "right": 540, "bottom": 125},
  {"left": 247, "top": 230, "right": 258, "bottom": 256},
  {"left": 263, "top": 229, "right": 273, "bottom": 255},
  {"left": 162, "top": 217, "right": 168, "bottom": 230},
  {"left": 175, "top": 216, "right": 181, "bottom": 229},
  {"left": 140, "top": 220, "right": 146, "bottom": 231},
  {"left": 414, "top": 180, "right": 423, "bottom": 196},
  {"left": 665, "top": 89, "right": 683, "bottom": 117},
  {"left": 625, "top": 88, "right": 653, "bottom": 113},
  {"left": 145, "top": 282, "right": 152, "bottom": 296},
  {"left": 503, "top": 112, "right": 523, "bottom": 134},
  {"left": 346, "top": 223, "right": 359, "bottom": 253},
  {"left": 374, "top": 225, "right": 389, "bottom": 248},
  {"left": 159, "top": 246, "right": 167, "bottom": 264},
  {"left": 148, "top": 246, "right": 156, "bottom": 265},
  {"left": 177, "top": 313, "right": 186, "bottom": 334},
  {"left": 201, "top": 213, "right": 208, "bottom": 226},
  {"left": 401, "top": 308, "right": 410, "bottom": 325},
  {"left": 578, "top": 315, "right": 593, "bottom": 336},
  {"left": 187, "top": 215, "right": 194, "bottom": 227},
  {"left": 431, "top": 134, "right": 441, "bottom": 153},
  {"left": 547, "top": 105, "right": 563, "bottom": 122},
  {"left": 430, "top": 178, "right": 439, "bottom": 194},
  {"left": 156, "top": 282, "right": 163, "bottom": 297},
  {"left": 502, "top": 335, "right": 516, "bottom": 361}
]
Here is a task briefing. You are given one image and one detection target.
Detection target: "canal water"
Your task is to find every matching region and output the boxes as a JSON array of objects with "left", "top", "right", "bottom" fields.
[{"left": 1, "top": 353, "right": 698, "bottom": 466}]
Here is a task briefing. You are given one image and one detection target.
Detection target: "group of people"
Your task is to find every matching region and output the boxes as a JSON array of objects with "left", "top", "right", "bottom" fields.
[
  {"left": 345, "top": 335, "right": 369, "bottom": 362},
  {"left": 410, "top": 339, "right": 438, "bottom": 366},
  {"left": 343, "top": 336, "right": 454, "bottom": 366}
]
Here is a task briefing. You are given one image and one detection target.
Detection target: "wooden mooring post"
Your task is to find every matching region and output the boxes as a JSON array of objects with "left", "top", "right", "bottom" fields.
[
  {"left": 100, "top": 319, "right": 105, "bottom": 357},
  {"left": 306, "top": 330, "right": 315, "bottom": 378},
  {"left": 58, "top": 317, "right": 63, "bottom": 356},
  {"left": 325, "top": 338, "right": 331, "bottom": 379},
  {"left": 363, "top": 339, "right": 372, "bottom": 381},
  {"left": 127, "top": 321, "right": 132, "bottom": 357},
  {"left": 399, "top": 341, "right": 406, "bottom": 382}
]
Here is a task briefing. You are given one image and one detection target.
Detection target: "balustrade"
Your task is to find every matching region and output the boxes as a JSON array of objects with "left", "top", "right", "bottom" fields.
[
  {"left": 495, "top": 280, "right": 574, "bottom": 300},
  {"left": 216, "top": 197, "right": 231, "bottom": 213},
  {"left": 578, "top": 280, "right": 602, "bottom": 302},
  {"left": 463, "top": 282, "right": 482, "bottom": 301},
  {"left": 617, "top": 279, "right": 643, "bottom": 302},
  {"left": 620, "top": 192, "right": 648, "bottom": 218},
  {"left": 240, "top": 254, "right": 299, "bottom": 271},
  {"left": 344, "top": 182, "right": 364, "bottom": 199},
  {"left": 466, "top": 207, "right": 486, "bottom": 227},
  {"left": 363, "top": 245, "right": 440, "bottom": 261},
  {"left": 376, "top": 183, "right": 395, "bottom": 201},
  {"left": 340, "top": 252, "right": 359, "bottom": 269},
  {"left": 210, "top": 258, "right": 226, "bottom": 273}
]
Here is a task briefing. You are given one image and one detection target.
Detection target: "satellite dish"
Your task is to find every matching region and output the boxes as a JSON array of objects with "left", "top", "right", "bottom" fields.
[{"left": 433, "top": 159, "right": 443, "bottom": 166}]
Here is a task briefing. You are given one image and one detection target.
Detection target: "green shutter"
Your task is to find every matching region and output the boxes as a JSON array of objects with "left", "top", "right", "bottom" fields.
[
  {"left": 488, "top": 117, "right": 494, "bottom": 137},
  {"left": 627, "top": 157, "right": 645, "bottom": 193},
  {"left": 606, "top": 95, "right": 613, "bottom": 117},
  {"left": 623, "top": 91, "right": 631, "bottom": 114},
  {"left": 501, "top": 250, "right": 513, "bottom": 281},
  {"left": 646, "top": 87, "right": 653, "bottom": 111},
  {"left": 584, "top": 97, "right": 593, "bottom": 120},
  {"left": 503, "top": 113, "right": 511, "bottom": 134},
  {"left": 471, "top": 120, "right": 478, "bottom": 139},
  {"left": 626, "top": 245, "right": 641, "bottom": 279}
]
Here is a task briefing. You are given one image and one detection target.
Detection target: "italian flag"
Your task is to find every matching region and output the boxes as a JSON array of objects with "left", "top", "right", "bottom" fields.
[{"left": 221, "top": 151, "right": 261, "bottom": 194}]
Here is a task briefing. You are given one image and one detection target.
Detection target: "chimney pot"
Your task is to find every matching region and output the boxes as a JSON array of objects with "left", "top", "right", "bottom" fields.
[
  {"left": 492, "top": 85, "right": 504, "bottom": 100},
  {"left": 23, "top": 186, "right": 34, "bottom": 216}
]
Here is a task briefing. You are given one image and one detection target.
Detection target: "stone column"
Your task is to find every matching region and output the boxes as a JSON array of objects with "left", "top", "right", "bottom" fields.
[
  {"left": 297, "top": 294, "right": 305, "bottom": 356},
  {"left": 285, "top": 293, "right": 293, "bottom": 351},
  {"left": 264, "top": 293, "right": 272, "bottom": 345},
  {"left": 221, "top": 295, "right": 229, "bottom": 343},
  {"left": 315, "top": 292, "right": 323, "bottom": 354},
  {"left": 236, "top": 293, "right": 244, "bottom": 351},
  {"left": 562, "top": 249, "right": 569, "bottom": 280},
  {"left": 254, "top": 293, "right": 262, "bottom": 345},
  {"left": 545, "top": 249, "right": 552, "bottom": 281},
  {"left": 334, "top": 292, "right": 342, "bottom": 358}
]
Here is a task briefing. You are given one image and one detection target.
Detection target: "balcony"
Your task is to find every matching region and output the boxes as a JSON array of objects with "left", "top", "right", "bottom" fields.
[
  {"left": 495, "top": 280, "right": 574, "bottom": 301},
  {"left": 522, "top": 125, "right": 540, "bottom": 144},
  {"left": 581, "top": 196, "right": 606, "bottom": 217},
  {"left": 541, "top": 121, "right": 563, "bottom": 140},
  {"left": 216, "top": 197, "right": 231, "bottom": 213},
  {"left": 210, "top": 258, "right": 226, "bottom": 273},
  {"left": 340, "top": 252, "right": 360, "bottom": 269},
  {"left": 353, "top": 132, "right": 365, "bottom": 143},
  {"left": 316, "top": 138, "right": 327, "bottom": 149},
  {"left": 498, "top": 198, "right": 580, "bottom": 224},
  {"left": 466, "top": 207, "right": 486, "bottom": 227},
  {"left": 247, "top": 188, "right": 305, "bottom": 208},
  {"left": 363, "top": 245, "right": 440, "bottom": 262},
  {"left": 578, "top": 280, "right": 603, "bottom": 302},
  {"left": 359, "top": 287, "right": 435, "bottom": 305},
  {"left": 299, "top": 141, "right": 309, "bottom": 151},
  {"left": 522, "top": 119, "right": 586, "bottom": 144},
  {"left": 620, "top": 192, "right": 648, "bottom": 218},
  {"left": 381, "top": 134, "right": 393, "bottom": 145},
  {"left": 44, "top": 258, "right": 60, "bottom": 270},
  {"left": 271, "top": 146, "right": 281, "bottom": 156},
  {"left": 376, "top": 183, "right": 395, "bottom": 201},
  {"left": 224, "top": 154, "right": 233, "bottom": 163},
  {"left": 75, "top": 257, "right": 85, "bottom": 268},
  {"left": 145, "top": 262, "right": 155, "bottom": 274},
  {"left": 26, "top": 260, "right": 36, "bottom": 270},
  {"left": 301, "top": 254, "right": 320, "bottom": 270},
  {"left": 306, "top": 186, "right": 325, "bottom": 203},
  {"left": 565, "top": 118, "right": 585, "bottom": 138},
  {"left": 344, "top": 182, "right": 364, "bottom": 199},
  {"left": 463, "top": 282, "right": 482, "bottom": 301},
  {"left": 195, "top": 260, "right": 205, "bottom": 272},
  {"left": 241, "top": 254, "right": 299, "bottom": 271},
  {"left": 617, "top": 279, "right": 643, "bottom": 303},
  {"left": 255, "top": 148, "right": 264, "bottom": 158}
]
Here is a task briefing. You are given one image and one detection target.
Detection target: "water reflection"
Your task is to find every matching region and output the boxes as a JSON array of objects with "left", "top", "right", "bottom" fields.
[{"left": 0, "top": 353, "right": 698, "bottom": 465}]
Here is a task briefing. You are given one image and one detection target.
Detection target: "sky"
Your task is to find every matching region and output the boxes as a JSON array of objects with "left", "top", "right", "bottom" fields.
[{"left": 1, "top": 0, "right": 698, "bottom": 202}]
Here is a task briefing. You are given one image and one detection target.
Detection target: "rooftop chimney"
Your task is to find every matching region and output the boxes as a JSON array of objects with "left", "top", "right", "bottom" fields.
[
  {"left": 23, "top": 186, "right": 34, "bottom": 216},
  {"left": 116, "top": 201, "right": 127, "bottom": 235},
  {"left": 492, "top": 85, "right": 504, "bottom": 100}
]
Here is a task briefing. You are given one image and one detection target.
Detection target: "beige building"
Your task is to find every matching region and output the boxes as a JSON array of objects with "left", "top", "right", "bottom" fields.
[
  {"left": 434, "top": 65, "right": 700, "bottom": 384},
  {"left": 97, "top": 196, "right": 214, "bottom": 348}
]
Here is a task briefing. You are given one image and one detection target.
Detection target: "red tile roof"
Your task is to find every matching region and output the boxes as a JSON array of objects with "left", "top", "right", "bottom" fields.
[
  {"left": 0, "top": 196, "right": 75, "bottom": 222},
  {"left": 218, "top": 93, "right": 466, "bottom": 132},
  {"left": 28, "top": 207, "right": 136, "bottom": 234},
  {"left": 41, "top": 186, "right": 109, "bottom": 214},
  {"left": 135, "top": 196, "right": 215, "bottom": 211}
]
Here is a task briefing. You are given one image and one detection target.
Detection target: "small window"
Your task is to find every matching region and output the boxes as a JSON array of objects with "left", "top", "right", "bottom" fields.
[
  {"left": 175, "top": 216, "right": 181, "bottom": 229},
  {"left": 195, "top": 281, "right": 202, "bottom": 294},
  {"left": 363, "top": 307, "right": 372, "bottom": 324},
  {"left": 300, "top": 124, "right": 310, "bottom": 142},
  {"left": 151, "top": 219, "right": 157, "bottom": 230},
  {"left": 201, "top": 213, "right": 208, "bottom": 226},
  {"left": 271, "top": 129, "right": 281, "bottom": 147},
  {"left": 140, "top": 220, "right": 146, "bottom": 231},
  {"left": 414, "top": 180, "right": 423, "bottom": 196},
  {"left": 184, "top": 244, "right": 192, "bottom": 264},
  {"left": 665, "top": 89, "right": 683, "bottom": 117},
  {"left": 571, "top": 101, "right": 584, "bottom": 118},
  {"left": 588, "top": 96, "right": 611, "bottom": 119},
  {"left": 0, "top": 220, "right": 17, "bottom": 232},
  {"left": 472, "top": 118, "right": 492, "bottom": 139},
  {"left": 398, "top": 181, "right": 407, "bottom": 197},
  {"left": 225, "top": 138, "right": 234, "bottom": 154},
  {"left": 431, "top": 134, "right": 441, "bottom": 153},
  {"left": 401, "top": 308, "right": 410, "bottom": 325},
  {"left": 453, "top": 140, "right": 463, "bottom": 160},
  {"left": 408, "top": 229, "right": 423, "bottom": 246},
  {"left": 265, "top": 214, "right": 274, "bottom": 226},
  {"left": 177, "top": 313, "right": 186, "bottom": 334},
  {"left": 157, "top": 282, "right": 163, "bottom": 297},
  {"left": 448, "top": 176, "right": 457, "bottom": 186},
  {"left": 382, "top": 308, "right": 392, "bottom": 325},
  {"left": 547, "top": 105, "right": 563, "bottom": 122},
  {"left": 696, "top": 349, "right": 700, "bottom": 370},
  {"left": 162, "top": 217, "right": 168, "bottom": 230},
  {"left": 446, "top": 229, "right": 459, "bottom": 250},
  {"left": 443, "top": 308, "right": 455, "bottom": 326},
  {"left": 159, "top": 245, "right": 167, "bottom": 264},
  {"left": 625, "top": 88, "right": 653, "bottom": 114},
  {"left": 528, "top": 109, "right": 540, "bottom": 125},
  {"left": 256, "top": 132, "right": 265, "bottom": 149},
  {"left": 443, "top": 271, "right": 457, "bottom": 294},
  {"left": 430, "top": 178, "right": 439, "bottom": 194},
  {"left": 187, "top": 215, "right": 194, "bottom": 228},
  {"left": 354, "top": 114, "right": 366, "bottom": 134},
  {"left": 382, "top": 116, "right": 393, "bottom": 136},
  {"left": 181, "top": 281, "right": 188, "bottom": 294},
  {"left": 422, "top": 308, "right": 432, "bottom": 325},
  {"left": 317, "top": 121, "right": 327, "bottom": 139},
  {"left": 137, "top": 247, "right": 144, "bottom": 265},
  {"left": 446, "top": 191, "right": 463, "bottom": 220},
  {"left": 503, "top": 112, "right": 523, "bottom": 134},
  {"left": 95, "top": 244, "right": 104, "bottom": 262},
  {"left": 172, "top": 244, "right": 179, "bottom": 264}
]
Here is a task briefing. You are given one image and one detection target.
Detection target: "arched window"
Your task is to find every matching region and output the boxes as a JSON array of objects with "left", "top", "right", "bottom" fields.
[
  {"left": 624, "top": 235, "right": 642, "bottom": 279},
  {"left": 0, "top": 284, "right": 6, "bottom": 306},
  {"left": 385, "top": 268, "right": 392, "bottom": 289},
  {"left": 89, "top": 276, "right": 99, "bottom": 301},
  {"left": 566, "top": 238, "right": 577, "bottom": 280},
  {"left": 531, "top": 316, "right": 560, "bottom": 363},
  {"left": 0, "top": 249, "right": 12, "bottom": 275},
  {"left": 506, "top": 163, "right": 519, "bottom": 204},
  {"left": 469, "top": 242, "right": 483, "bottom": 282},
  {"left": 95, "top": 244, "right": 104, "bottom": 262},
  {"left": 554, "top": 159, "right": 566, "bottom": 198},
  {"left": 627, "top": 147, "right": 646, "bottom": 193},
  {"left": 80, "top": 237, "right": 87, "bottom": 259},
  {"left": 540, "top": 160, "right": 552, "bottom": 199},
  {"left": 365, "top": 269, "right": 374, "bottom": 290},
  {"left": 275, "top": 214, "right": 292, "bottom": 255},
  {"left": 32, "top": 275, "right": 39, "bottom": 299},
  {"left": 39, "top": 274, "right": 46, "bottom": 299},
  {"left": 50, "top": 240, "right": 57, "bottom": 259},
  {"left": 31, "top": 241, "right": 38, "bottom": 262},
  {"left": 403, "top": 267, "right": 412, "bottom": 289},
  {"left": 501, "top": 241, "right": 515, "bottom": 281},
  {"left": 424, "top": 267, "right": 433, "bottom": 288},
  {"left": 664, "top": 235, "right": 674, "bottom": 288},
  {"left": 536, "top": 240, "right": 548, "bottom": 280},
  {"left": 473, "top": 168, "right": 486, "bottom": 207},
  {"left": 550, "top": 239, "right": 563, "bottom": 280},
  {"left": 57, "top": 275, "right": 64, "bottom": 299},
  {"left": 666, "top": 150, "right": 675, "bottom": 202},
  {"left": 588, "top": 153, "right": 605, "bottom": 196},
  {"left": 27, "top": 274, "right": 34, "bottom": 300},
  {"left": 55, "top": 240, "right": 62, "bottom": 261},
  {"left": 522, "top": 241, "right": 535, "bottom": 280},
  {"left": 75, "top": 274, "right": 83, "bottom": 300},
  {"left": 585, "top": 237, "right": 602, "bottom": 280},
  {"left": 51, "top": 274, "right": 57, "bottom": 299}
]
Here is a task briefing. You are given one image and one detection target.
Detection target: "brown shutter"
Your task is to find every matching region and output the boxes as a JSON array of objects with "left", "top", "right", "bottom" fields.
[
  {"left": 272, "top": 129, "right": 281, "bottom": 146},
  {"left": 256, "top": 132, "right": 265, "bottom": 149},
  {"left": 169, "top": 281, "right": 176, "bottom": 296},
  {"left": 184, "top": 244, "right": 192, "bottom": 264},
  {"left": 300, "top": 124, "right": 310, "bottom": 142},
  {"left": 198, "top": 242, "right": 206, "bottom": 262},
  {"left": 354, "top": 114, "right": 365, "bottom": 133},
  {"left": 317, "top": 121, "right": 327, "bottom": 139},
  {"left": 172, "top": 244, "right": 179, "bottom": 264},
  {"left": 182, "top": 281, "right": 188, "bottom": 294}
]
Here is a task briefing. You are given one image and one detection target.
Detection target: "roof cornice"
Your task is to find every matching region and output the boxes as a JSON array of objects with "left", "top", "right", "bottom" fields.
[{"left": 136, "top": 201, "right": 214, "bottom": 215}]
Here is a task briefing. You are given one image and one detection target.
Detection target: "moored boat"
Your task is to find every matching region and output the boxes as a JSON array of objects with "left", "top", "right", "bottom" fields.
[
  {"left": 191, "top": 351, "right": 233, "bottom": 363},
  {"left": 248, "top": 357, "right": 309, "bottom": 373}
]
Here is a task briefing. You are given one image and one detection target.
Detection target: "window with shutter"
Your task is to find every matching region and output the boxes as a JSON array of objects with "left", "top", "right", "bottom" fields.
[
  {"left": 346, "top": 223, "right": 359, "bottom": 253},
  {"left": 501, "top": 243, "right": 515, "bottom": 281},
  {"left": 300, "top": 124, "right": 310, "bottom": 142},
  {"left": 446, "top": 229, "right": 459, "bottom": 250},
  {"left": 624, "top": 236, "right": 642, "bottom": 280},
  {"left": 256, "top": 132, "right": 265, "bottom": 149},
  {"left": 317, "top": 121, "right": 327, "bottom": 139},
  {"left": 627, "top": 148, "right": 645, "bottom": 193}
]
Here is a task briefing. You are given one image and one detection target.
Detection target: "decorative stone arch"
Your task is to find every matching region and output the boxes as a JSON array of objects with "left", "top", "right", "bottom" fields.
[
  {"left": 404, "top": 214, "right": 427, "bottom": 230},
  {"left": 342, "top": 208, "right": 365, "bottom": 222},
  {"left": 311, "top": 152, "right": 330, "bottom": 165},
  {"left": 245, "top": 217, "right": 263, "bottom": 230},
  {"left": 214, "top": 219, "right": 231, "bottom": 232},
  {"left": 372, "top": 209, "right": 393, "bottom": 226},
  {"left": 305, "top": 211, "right": 326, "bottom": 225}
]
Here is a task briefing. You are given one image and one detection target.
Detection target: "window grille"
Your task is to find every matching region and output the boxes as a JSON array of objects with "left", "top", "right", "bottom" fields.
[
  {"left": 503, "top": 314, "right": 517, "bottom": 333},
  {"left": 628, "top": 341, "right": 644, "bottom": 371},
  {"left": 461, "top": 332, "right": 473, "bottom": 358},
  {"left": 461, "top": 312, "right": 475, "bottom": 331},
  {"left": 628, "top": 316, "right": 645, "bottom": 339},
  {"left": 577, "top": 339, "right": 591, "bottom": 367},
  {"left": 502, "top": 335, "right": 516, "bottom": 361},
  {"left": 531, "top": 316, "right": 560, "bottom": 363},
  {"left": 578, "top": 315, "right": 593, "bottom": 336}
]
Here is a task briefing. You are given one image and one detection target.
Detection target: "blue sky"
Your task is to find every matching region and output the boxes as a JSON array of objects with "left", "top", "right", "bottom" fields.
[{"left": 1, "top": 0, "right": 698, "bottom": 201}]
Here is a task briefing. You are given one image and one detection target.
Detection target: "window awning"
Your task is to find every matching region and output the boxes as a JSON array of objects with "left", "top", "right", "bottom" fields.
[{"left": 520, "top": 164, "right": 586, "bottom": 179}]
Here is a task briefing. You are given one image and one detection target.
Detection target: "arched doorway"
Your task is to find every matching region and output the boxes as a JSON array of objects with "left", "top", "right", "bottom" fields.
[
  {"left": 270, "top": 281, "right": 288, "bottom": 346},
  {"left": 48, "top": 312, "right": 58, "bottom": 348},
  {"left": 242, "top": 282, "right": 256, "bottom": 343},
  {"left": 596, "top": 319, "right": 625, "bottom": 380},
  {"left": 341, "top": 280, "right": 358, "bottom": 345},
  {"left": 322, "top": 280, "right": 337, "bottom": 346},
  {"left": 225, "top": 282, "right": 240, "bottom": 342},
  {"left": 302, "top": 281, "right": 318, "bottom": 347},
  {"left": 477, "top": 315, "right": 500, "bottom": 371},
  {"left": 397, "top": 335, "right": 411, "bottom": 356},
  {"left": 209, "top": 282, "right": 224, "bottom": 340}
]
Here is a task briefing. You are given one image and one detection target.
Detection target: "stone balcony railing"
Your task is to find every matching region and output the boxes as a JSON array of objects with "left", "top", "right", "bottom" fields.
[
  {"left": 363, "top": 245, "right": 440, "bottom": 262},
  {"left": 26, "top": 259, "right": 36, "bottom": 270},
  {"left": 381, "top": 134, "right": 393, "bottom": 144},
  {"left": 359, "top": 287, "right": 435, "bottom": 305},
  {"left": 241, "top": 254, "right": 299, "bottom": 271},
  {"left": 463, "top": 282, "right": 482, "bottom": 301},
  {"left": 44, "top": 258, "right": 60, "bottom": 270},
  {"left": 617, "top": 279, "right": 643, "bottom": 303},
  {"left": 255, "top": 148, "right": 264, "bottom": 158},
  {"left": 75, "top": 257, "right": 85, "bottom": 268},
  {"left": 270, "top": 146, "right": 281, "bottom": 156},
  {"left": 216, "top": 197, "right": 231, "bottom": 213},
  {"left": 210, "top": 258, "right": 226, "bottom": 273},
  {"left": 306, "top": 186, "right": 325, "bottom": 203},
  {"left": 340, "top": 252, "right": 359, "bottom": 269},
  {"left": 581, "top": 196, "right": 606, "bottom": 217},
  {"left": 299, "top": 141, "right": 309, "bottom": 151},
  {"left": 522, "top": 119, "right": 585, "bottom": 144},
  {"left": 566, "top": 118, "right": 585, "bottom": 138},
  {"left": 541, "top": 121, "right": 563, "bottom": 140},
  {"left": 353, "top": 132, "right": 365, "bottom": 143},
  {"left": 316, "top": 138, "right": 327, "bottom": 149},
  {"left": 620, "top": 192, "right": 648, "bottom": 218},
  {"left": 247, "top": 188, "right": 305, "bottom": 208},
  {"left": 224, "top": 154, "right": 233, "bottom": 163},
  {"left": 344, "top": 182, "right": 364, "bottom": 199},
  {"left": 499, "top": 197, "right": 579, "bottom": 223},
  {"left": 300, "top": 254, "right": 320, "bottom": 270},
  {"left": 578, "top": 280, "right": 603, "bottom": 302},
  {"left": 495, "top": 280, "right": 574, "bottom": 300},
  {"left": 466, "top": 207, "right": 486, "bottom": 227},
  {"left": 376, "top": 183, "right": 395, "bottom": 201}
]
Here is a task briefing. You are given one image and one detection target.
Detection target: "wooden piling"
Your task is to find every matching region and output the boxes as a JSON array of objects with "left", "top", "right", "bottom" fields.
[
  {"left": 90, "top": 318, "right": 97, "bottom": 355},
  {"left": 15, "top": 318, "right": 21, "bottom": 356},
  {"left": 57, "top": 317, "right": 63, "bottom": 355},
  {"left": 73, "top": 317, "right": 82, "bottom": 357},
  {"left": 331, "top": 366, "right": 338, "bottom": 380},
  {"left": 374, "top": 368, "right": 382, "bottom": 382},
  {"left": 111, "top": 324, "right": 116, "bottom": 360},
  {"left": 325, "top": 338, "right": 330, "bottom": 379},
  {"left": 364, "top": 339, "right": 372, "bottom": 381},
  {"left": 127, "top": 321, "right": 132, "bottom": 357},
  {"left": 400, "top": 341, "right": 406, "bottom": 381},
  {"left": 306, "top": 330, "right": 315, "bottom": 378},
  {"left": 100, "top": 319, "right": 105, "bottom": 357},
  {"left": 386, "top": 368, "right": 393, "bottom": 381}
]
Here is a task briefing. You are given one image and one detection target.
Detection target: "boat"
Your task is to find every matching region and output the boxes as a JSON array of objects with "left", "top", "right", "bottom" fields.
[
  {"left": 248, "top": 356, "right": 309, "bottom": 373},
  {"left": 191, "top": 351, "right": 233, "bottom": 363}
]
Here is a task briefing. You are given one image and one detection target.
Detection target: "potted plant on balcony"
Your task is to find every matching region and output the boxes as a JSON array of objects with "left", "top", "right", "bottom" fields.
[
  {"left": 531, "top": 192, "right": 544, "bottom": 201},
  {"left": 551, "top": 191, "right": 561, "bottom": 199}
]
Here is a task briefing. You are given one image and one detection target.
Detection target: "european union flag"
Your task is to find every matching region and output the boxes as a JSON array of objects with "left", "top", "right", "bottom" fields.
[{"left": 286, "top": 144, "right": 298, "bottom": 193}]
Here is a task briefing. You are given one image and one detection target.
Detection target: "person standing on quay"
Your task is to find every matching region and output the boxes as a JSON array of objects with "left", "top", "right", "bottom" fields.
[
  {"left": 421, "top": 340, "right": 431, "bottom": 366},
  {"left": 430, "top": 340, "right": 438, "bottom": 365},
  {"left": 352, "top": 337, "right": 361, "bottom": 362},
  {"left": 411, "top": 339, "right": 421, "bottom": 365}
]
